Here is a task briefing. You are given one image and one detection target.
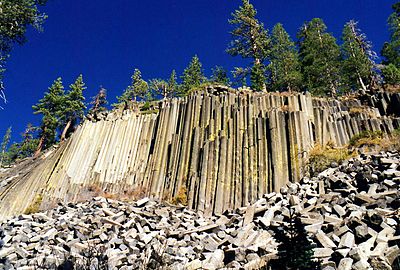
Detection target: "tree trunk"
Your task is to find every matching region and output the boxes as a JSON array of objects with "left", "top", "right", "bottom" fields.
[
  {"left": 61, "top": 119, "right": 72, "bottom": 141},
  {"left": 163, "top": 85, "right": 168, "bottom": 100},
  {"left": 34, "top": 136, "right": 45, "bottom": 158},
  {"left": 0, "top": 150, "right": 4, "bottom": 167},
  {"left": 358, "top": 74, "right": 367, "bottom": 92}
]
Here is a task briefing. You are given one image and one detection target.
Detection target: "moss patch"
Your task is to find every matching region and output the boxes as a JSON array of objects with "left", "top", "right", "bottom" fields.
[{"left": 24, "top": 194, "right": 43, "bottom": 214}]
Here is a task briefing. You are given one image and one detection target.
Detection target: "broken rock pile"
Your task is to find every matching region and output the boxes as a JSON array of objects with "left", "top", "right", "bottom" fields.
[{"left": 0, "top": 151, "right": 399, "bottom": 269}]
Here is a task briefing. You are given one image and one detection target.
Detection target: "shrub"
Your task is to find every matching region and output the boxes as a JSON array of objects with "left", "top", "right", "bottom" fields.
[
  {"left": 382, "top": 64, "right": 400, "bottom": 86},
  {"left": 391, "top": 129, "right": 400, "bottom": 151},
  {"left": 171, "top": 186, "right": 188, "bottom": 206},
  {"left": 308, "top": 143, "right": 354, "bottom": 176},
  {"left": 24, "top": 194, "right": 43, "bottom": 214},
  {"left": 140, "top": 101, "right": 151, "bottom": 111},
  {"left": 348, "top": 130, "right": 384, "bottom": 148},
  {"left": 348, "top": 106, "right": 375, "bottom": 118}
]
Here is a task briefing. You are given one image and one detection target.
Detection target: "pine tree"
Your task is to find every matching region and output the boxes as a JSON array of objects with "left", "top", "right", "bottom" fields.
[
  {"left": 382, "top": 3, "right": 400, "bottom": 67},
  {"left": 250, "top": 63, "right": 266, "bottom": 92},
  {"left": 232, "top": 67, "right": 250, "bottom": 87},
  {"left": 381, "top": 2, "right": 400, "bottom": 85},
  {"left": 116, "top": 69, "right": 148, "bottom": 107},
  {"left": 180, "top": 55, "right": 205, "bottom": 96},
  {"left": 168, "top": 70, "right": 178, "bottom": 96},
  {"left": 150, "top": 79, "right": 170, "bottom": 100},
  {"left": 341, "top": 20, "right": 378, "bottom": 92},
  {"left": 211, "top": 66, "right": 230, "bottom": 86},
  {"left": 298, "top": 18, "right": 341, "bottom": 96},
  {"left": 1, "top": 124, "right": 38, "bottom": 165},
  {"left": 268, "top": 23, "right": 302, "bottom": 92},
  {"left": 32, "top": 77, "right": 65, "bottom": 156},
  {"left": 269, "top": 210, "right": 321, "bottom": 270},
  {"left": 18, "top": 124, "right": 39, "bottom": 159},
  {"left": 382, "top": 63, "right": 400, "bottom": 86},
  {"left": 60, "top": 75, "right": 86, "bottom": 141},
  {"left": 0, "top": 127, "right": 11, "bottom": 167},
  {"left": 89, "top": 87, "right": 108, "bottom": 115},
  {"left": 0, "top": 0, "right": 48, "bottom": 101},
  {"left": 227, "top": 0, "right": 270, "bottom": 91}
]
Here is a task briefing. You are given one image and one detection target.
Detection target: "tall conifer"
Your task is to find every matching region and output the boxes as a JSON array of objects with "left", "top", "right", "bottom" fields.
[
  {"left": 149, "top": 79, "right": 170, "bottom": 100},
  {"left": 179, "top": 55, "right": 205, "bottom": 96},
  {"left": 227, "top": 0, "right": 270, "bottom": 91},
  {"left": 0, "top": 127, "right": 11, "bottom": 167},
  {"left": 381, "top": 2, "right": 400, "bottom": 85},
  {"left": 89, "top": 87, "right": 108, "bottom": 116},
  {"left": 32, "top": 77, "right": 65, "bottom": 156},
  {"left": 268, "top": 23, "right": 302, "bottom": 92},
  {"left": 60, "top": 75, "right": 86, "bottom": 140},
  {"left": 341, "top": 20, "right": 378, "bottom": 92},
  {"left": 211, "top": 66, "right": 230, "bottom": 86},
  {"left": 168, "top": 70, "right": 177, "bottom": 96},
  {"left": 298, "top": 18, "right": 341, "bottom": 96},
  {"left": 116, "top": 69, "right": 148, "bottom": 107}
]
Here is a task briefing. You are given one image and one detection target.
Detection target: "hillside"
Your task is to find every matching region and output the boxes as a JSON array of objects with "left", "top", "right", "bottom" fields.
[{"left": 0, "top": 86, "right": 399, "bottom": 220}]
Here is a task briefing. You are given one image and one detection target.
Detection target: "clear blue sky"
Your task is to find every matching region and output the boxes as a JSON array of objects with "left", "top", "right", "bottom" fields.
[{"left": 0, "top": 0, "right": 397, "bottom": 143}]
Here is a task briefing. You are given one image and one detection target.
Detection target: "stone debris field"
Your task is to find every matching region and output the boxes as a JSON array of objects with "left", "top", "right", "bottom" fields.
[{"left": 0, "top": 151, "right": 399, "bottom": 269}]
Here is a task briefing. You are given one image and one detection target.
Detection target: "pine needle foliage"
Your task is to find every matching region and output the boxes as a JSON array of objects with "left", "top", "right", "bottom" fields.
[
  {"left": 32, "top": 77, "right": 65, "bottom": 153},
  {"left": 89, "top": 87, "right": 108, "bottom": 115},
  {"left": 0, "top": 0, "right": 48, "bottom": 100},
  {"left": 341, "top": 20, "right": 378, "bottom": 92},
  {"left": 268, "top": 23, "right": 302, "bottom": 92},
  {"left": 382, "top": 3, "right": 400, "bottom": 85},
  {"left": 0, "top": 127, "right": 11, "bottom": 166},
  {"left": 269, "top": 210, "right": 321, "bottom": 270},
  {"left": 116, "top": 69, "right": 148, "bottom": 106},
  {"left": 179, "top": 55, "right": 205, "bottom": 96},
  {"left": 298, "top": 18, "right": 341, "bottom": 97},
  {"left": 211, "top": 66, "right": 230, "bottom": 86},
  {"left": 227, "top": 0, "right": 270, "bottom": 91},
  {"left": 60, "top": 75, "right": 86, "bottom": 140}
]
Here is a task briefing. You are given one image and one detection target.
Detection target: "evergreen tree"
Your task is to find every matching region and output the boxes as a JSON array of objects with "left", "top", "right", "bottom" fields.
[
  {"left": 18, "top": 124, "right": 39, "bottom": 159},
  {"left": 382, "top": 2, "right": 400, "bottom": 67},
  {"left": 0, "top": 127, "right": 11, "bottom": 167},
  {"left": 5, "top": 124, "right": 39, "bottom": 164},
  {"left": 180, "top": 55, "right": 205, "bottom": 96},
  {"left": 227, "top": 0, "right": 270, "bottom": 91},
  {"left": 211, "top": 66, "right": 230, "bottom": 86},
  {"left": 0, "top": 0, "right": 48, "bottom": 101},
  {"left": 232, "top": 67, "right": 250, "bottom": 87},
  {"left": 60, "top": 75, "right": 86, "bottom": 141},
  {"left": 116, "top": 69, "right": 148, "bottom": 107},
  {"left": 341, "top": 20, "right": 378, "bottom": 92},
  {"left": 268, "top": 23, "right": 302, "bottom": 92},
  {"left": 269, "top": 210, "right": 321, "bottom": 270},
  {"left": 381, "top": 2, "right": 400, "bottom": 85},
  {"left": 32, "top": 77, "right": 65, "bottom": 156},
  {"left": 168, "top": 70, "right": 178, "bottom": 96},
  {"left": 89, "top": 87, "right": 108, "bottom": 115},
  {"left": 250, "top": 63, "right": 266, "bottom": 92},
  {"left": 298, "top": 18, "right": 341, "bottom": 96},
  {"left": 382, "top": 63, "right": 400, "bottom": 86},
  {"left": 150, "top": 79, "right": 171, "bottom": 100}
]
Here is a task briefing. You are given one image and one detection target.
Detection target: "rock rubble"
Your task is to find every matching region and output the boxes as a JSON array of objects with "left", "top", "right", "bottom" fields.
[{"left": 0, "top": 151, "right": 399, "bottom": 269}]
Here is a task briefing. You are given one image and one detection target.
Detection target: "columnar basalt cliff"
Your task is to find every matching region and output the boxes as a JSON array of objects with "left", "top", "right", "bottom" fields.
[{"left": 0, "top": 87, "right": 399, "bottom": 219}]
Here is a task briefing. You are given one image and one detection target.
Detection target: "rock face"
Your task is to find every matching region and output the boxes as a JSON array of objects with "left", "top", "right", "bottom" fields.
[
  {"left": 0, "top": 88, "right": 400, "bottom": 219},
  {"left": 0, "top": 151, "right": 399, "bottom": 269}
]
